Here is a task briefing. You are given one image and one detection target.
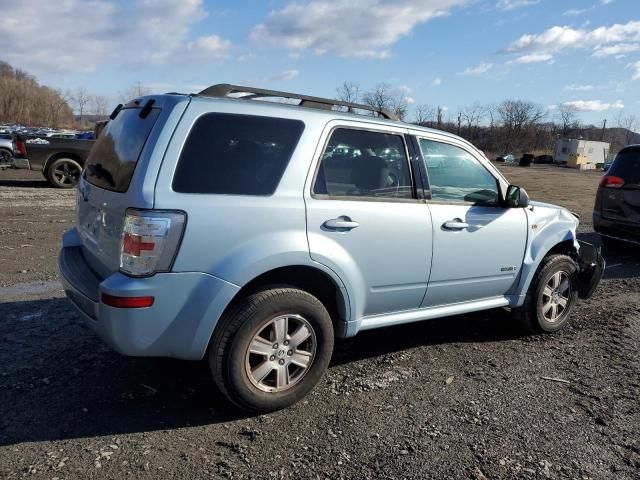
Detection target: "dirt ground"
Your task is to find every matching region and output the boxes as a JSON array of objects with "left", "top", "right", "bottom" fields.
[{"left": 1, "top": 166, "right": 639, "bottom": 479}]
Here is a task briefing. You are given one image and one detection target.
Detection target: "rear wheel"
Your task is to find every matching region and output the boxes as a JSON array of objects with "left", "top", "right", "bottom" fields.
[
  {"left": 0, "top": 148, "right": 12, "bottom": 167},
  {"left": 46, "top": 157, "right": 82, "bottom": 188},
  {"left": 513, "top": 254, "right": 579, "bottom": 333},
  {"left": 208, "top": 288, "right": 334, "bottom": 412}
]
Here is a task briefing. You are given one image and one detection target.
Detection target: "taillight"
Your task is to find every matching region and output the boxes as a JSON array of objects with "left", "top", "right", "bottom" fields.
[
  {"left": 102, "top": 293, "right": 154, "bottom": 308},
  {"left": 599, "top": 175, "right": 624, "bottom": 188},
  {"left": 15, "top": 138, "right": 27, "bottom": 157},
  {"left": 119, "top": 209, "right": 186, "bottom": 277}
]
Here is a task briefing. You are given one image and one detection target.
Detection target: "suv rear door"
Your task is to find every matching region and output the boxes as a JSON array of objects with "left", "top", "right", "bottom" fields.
[
  {"left": 305, "top": 121, "right": 432, "bottom": 318},
  {"left": 598, "top": 147, "right": 640, "bottom": 226},
  {"left": 77, "top": 97, "right": 185, "bottom": 278}
]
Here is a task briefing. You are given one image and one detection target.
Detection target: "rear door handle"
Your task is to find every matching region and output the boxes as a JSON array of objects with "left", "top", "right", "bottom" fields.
[
  {"left": 323, "top": 216, "right": 359, "bottom": 231},
  {"left": 442, "top": 219, "right": 469, "bottom": 230}
]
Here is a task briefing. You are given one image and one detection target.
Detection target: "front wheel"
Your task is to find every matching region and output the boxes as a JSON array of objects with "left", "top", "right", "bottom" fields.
[
  {"left": 208, "top": 288, "right": 334, "bottom": 412},
  {"left": 513, "top": 254, "right": 579, "bottom": 333},
  {"left": 46, "top": 157, "right": 82, "bottom": 188}
]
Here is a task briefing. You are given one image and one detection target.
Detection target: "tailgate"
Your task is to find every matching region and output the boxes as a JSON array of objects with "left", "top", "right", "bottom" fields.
[{"left": 600, "top": 148, "right": 640, "bottom": 224}]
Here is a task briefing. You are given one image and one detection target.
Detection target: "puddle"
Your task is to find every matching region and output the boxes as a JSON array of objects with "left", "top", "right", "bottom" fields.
[{"left": 0, "top": 280, "right": 62, "bottom": 298}]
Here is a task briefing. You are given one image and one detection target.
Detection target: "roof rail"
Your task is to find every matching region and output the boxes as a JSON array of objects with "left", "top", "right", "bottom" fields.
[{"left": 196, "top": 83, "right": 398, "bottom": 121}]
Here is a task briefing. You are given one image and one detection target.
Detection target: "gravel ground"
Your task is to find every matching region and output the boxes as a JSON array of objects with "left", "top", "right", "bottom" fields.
[{"left": 1, "top": 166, "right": 639, "bottom": 479}]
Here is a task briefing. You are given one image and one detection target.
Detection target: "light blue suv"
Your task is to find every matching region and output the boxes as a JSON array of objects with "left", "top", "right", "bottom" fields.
[{"left": 60, "top": 84, "right": 604, "bottom": 411}]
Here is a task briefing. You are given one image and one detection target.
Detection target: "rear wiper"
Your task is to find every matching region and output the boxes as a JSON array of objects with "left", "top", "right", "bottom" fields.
[{"left": 139, "top": 99, "right": 156, "bottom": 119}]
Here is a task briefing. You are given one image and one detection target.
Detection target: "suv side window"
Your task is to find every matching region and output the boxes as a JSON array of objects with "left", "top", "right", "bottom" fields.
[
  {"left": 173, "top": 113, "right": 304, "bottom": 195},
  {"left": 418, "top": 138, "right": 500, "bottom": 205},
  {"left": 313, "top": 128, "right": 413, "bottom": 200}
]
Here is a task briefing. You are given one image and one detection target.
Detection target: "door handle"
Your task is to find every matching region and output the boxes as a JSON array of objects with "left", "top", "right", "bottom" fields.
[
  {"left": 442, "top": 219, "right": 469, "bottom": 230},
  {"left": 323, "top": 216, "right": 359, "bottom": 231}
]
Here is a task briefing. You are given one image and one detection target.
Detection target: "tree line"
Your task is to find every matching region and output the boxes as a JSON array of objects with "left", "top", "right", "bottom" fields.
[{"left": 337, "top": 81, "right": 639, "bottom": 157}]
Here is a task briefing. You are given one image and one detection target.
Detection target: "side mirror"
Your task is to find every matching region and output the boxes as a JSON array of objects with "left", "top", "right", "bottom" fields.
[{"left": 506, "top": 185, "right": 530, "bottom": 208}]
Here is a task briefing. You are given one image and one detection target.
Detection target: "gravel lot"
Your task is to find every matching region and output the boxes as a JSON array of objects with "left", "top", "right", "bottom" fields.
[{"left": 1, "top": 166, "right": 639, "bottom": 479}]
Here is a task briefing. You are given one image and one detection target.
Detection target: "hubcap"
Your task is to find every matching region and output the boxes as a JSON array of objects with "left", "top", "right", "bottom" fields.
[
  {"left": 245, "top": 314, "right": 316, "bottom": 393},
  {"left": 542, "top": 271, "right": 571, "bottom": 323},
  {"left": 53, "top": 161, "right": 80, "bottom": 186}
]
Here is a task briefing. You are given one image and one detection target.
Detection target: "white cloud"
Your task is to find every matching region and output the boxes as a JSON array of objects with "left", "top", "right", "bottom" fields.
[
  {"left": 602, "top": 0, "right": 613, "bottom": 4},
  {"left": 562, "top": 99, "right": 624, "bottom": 112},
  {"left": 564, "top": 84, "right": 595, "bottom": 91},
  {"left": 592, "top": 43, "right": 640, "bottom": 57},
  {"left": 633, "top": 61, "right": 640, "bottom": 80},
  {"left": 563, "top": 7, "right": 594, "bottom": 16},
  {"left": 511, "top": 52, "right": 553, "bottom": 63},
  {"left": 508, "top": 21, "right": 640, "bottom": 55},
  {"left": 250, "top": 0, "right": 471, "bottom": 58},
  {"left": 461, "top": 62, "right": 493, "bottom": 76},
  {"left": 0, "top": 0, "right": 230, "bottom": 73},
  {"left": 268, "top": 69, "right": 300, "bottom": 82},
  {"left": 496, "top": 0, "right": 539, "bottom": 10},
  {"left": 404, "top": 96, "right": 416, "bottom": 104},
  {"left": 432, "top": 77, "right": 442, "bottom": 86}
]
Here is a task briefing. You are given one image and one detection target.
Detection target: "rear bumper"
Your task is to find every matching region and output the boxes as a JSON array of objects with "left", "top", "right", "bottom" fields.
[
  {"left": 576, "top": 240, "right": 605, "bottom": 300},
  {"left": 593, "top": 211, "right": 640, "bottom": 241},
  {"left": 59, "top": 229, "right": 240, "bottom": 360}
]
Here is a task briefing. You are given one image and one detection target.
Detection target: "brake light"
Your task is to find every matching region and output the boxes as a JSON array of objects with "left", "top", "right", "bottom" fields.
[
  {"left": 599, "top": 175, "right": 624, "bottom": 188},
  {"left": 102, "top": 293, "right": 154, "bottom": 308},
  {"left": 15, "top": 138, "right": 27, "bottom": 157},
  {"left": 119, "top": 209, "right": 186, "bottom": 276}
]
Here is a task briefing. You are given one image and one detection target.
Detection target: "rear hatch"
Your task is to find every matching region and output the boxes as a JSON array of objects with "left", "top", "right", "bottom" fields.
[
  {"left": 599, "top": 147, "right": 640, "bottom": 226},
  {"left": 76, "top": 100, "right": 163, "bottom": 278}
]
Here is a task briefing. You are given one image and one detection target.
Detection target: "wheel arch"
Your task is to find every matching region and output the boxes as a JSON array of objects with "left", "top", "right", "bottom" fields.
[{"left": 43, "top": 152, "right": 84, "bottom": 174}]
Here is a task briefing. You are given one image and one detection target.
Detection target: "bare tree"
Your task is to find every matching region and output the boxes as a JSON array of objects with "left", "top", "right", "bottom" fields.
[
  {"left": 362, "top": 83, "right": 409, "bottom": 120},
  {"left": 120, "top": 81, "right": 151, "bottom": 102},
  {"left": 413, "top": 104, "right": 434, "bottom": 125},
  {"left": 335, "top": 81, "right": 361, "bottom": 109},
  {"left": 558, "top": 104, "right": 578, "bottom": 137},
  {"left": 461, "top": 102, "right": 486, "bottom": 141},
  {"left": 497, "top": 99, "right": 546, "bottom": 152},
  {"left": 615, "top": 111, "right": 639, "bottom": 145},
  {"left": 90, "top": 95, "right": 109, "bottom": 117},
  {"left": 73, "top": 87, "right": 90, "bottom": 118}
]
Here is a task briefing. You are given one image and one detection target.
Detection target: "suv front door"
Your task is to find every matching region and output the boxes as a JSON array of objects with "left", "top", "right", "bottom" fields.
[
  {"left": 305, "top": 123, "right": 432, "bottom": 318},
  {"left": 416, "top": 136, "right": 528, "bottom": 307}
]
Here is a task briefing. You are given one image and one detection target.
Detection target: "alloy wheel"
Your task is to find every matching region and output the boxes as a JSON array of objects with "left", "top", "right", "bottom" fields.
[
  {"left": 542, "top": 271, "right": 572, "bottom": 323},
  {"left": 244, "top": 314, "right": 316, "bottom": 393}
]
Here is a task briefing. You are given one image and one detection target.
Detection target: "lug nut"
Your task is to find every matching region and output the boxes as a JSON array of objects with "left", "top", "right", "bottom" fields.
[
  {"left": 279, "top": 359, "right": 285, "bottom": 365},
  {"left": 287, "top": 350, "right": 293, "bottom": 356},
  {"left": 273, "top": 343, "right": 279, "bottom": 349},
  {"left": 269, "top": 355, "right": 275, "bottom": 361},
  {"left": 283, "top": 340, "right": 289, "bottom": 346}
]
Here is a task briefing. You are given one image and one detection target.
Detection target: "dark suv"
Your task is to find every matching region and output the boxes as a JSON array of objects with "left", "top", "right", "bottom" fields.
[{"left": 593, "top": 145, "right": 640, "bottom": 246}]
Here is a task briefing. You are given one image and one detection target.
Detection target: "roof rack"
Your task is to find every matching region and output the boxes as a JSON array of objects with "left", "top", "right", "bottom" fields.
[{"left": 196, "top": 83, "right": 398, "bottom": 121}]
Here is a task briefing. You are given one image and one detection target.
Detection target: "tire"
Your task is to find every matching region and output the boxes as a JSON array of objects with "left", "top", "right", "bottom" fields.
[
  {"left": 513, "top": 254, "right": 579, "bottom": 334},
  {"left": 208, "top": 288, "right": 334, "bottom": 412},
  {"left": 0, "top": 148, "right": 12, "bottom": 166},
  {"left": 45, "top": 157, "right": 82, "bottom": 188}
]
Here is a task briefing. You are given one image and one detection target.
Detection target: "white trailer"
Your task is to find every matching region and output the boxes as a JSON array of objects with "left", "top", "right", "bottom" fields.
[{"left": 553, "top": 139, "right": 610, "bottom": 165}]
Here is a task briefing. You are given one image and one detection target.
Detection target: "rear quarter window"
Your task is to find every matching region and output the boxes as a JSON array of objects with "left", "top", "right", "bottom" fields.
[{"left": 172, "top": 113, "right": 304, "bottom": 195}]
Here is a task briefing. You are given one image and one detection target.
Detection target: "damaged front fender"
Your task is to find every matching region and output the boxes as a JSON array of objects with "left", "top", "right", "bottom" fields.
[{"left": 576, "top": 240, "right": 605, "bottom": 299}]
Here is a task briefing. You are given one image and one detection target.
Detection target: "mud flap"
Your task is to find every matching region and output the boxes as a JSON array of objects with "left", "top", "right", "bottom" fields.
[{"left": 577, "top": 240, "right": 605, "bottom": 299}]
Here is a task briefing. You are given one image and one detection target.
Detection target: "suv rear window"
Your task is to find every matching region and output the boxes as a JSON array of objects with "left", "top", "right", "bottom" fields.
[
  {"left": 172, "top": 113, "right": 304, "bottom": 195},
  {"left": 608, "top": 148, "right": 640, "bottom": 185},
  {"left": 84, "top": 107, "right": 161, "bottom": 192}
]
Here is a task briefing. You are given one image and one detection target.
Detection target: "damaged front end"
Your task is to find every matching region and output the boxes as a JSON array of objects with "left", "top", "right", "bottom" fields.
[{"left": 575, "top": 240, "right": 605, "bottom": 299}]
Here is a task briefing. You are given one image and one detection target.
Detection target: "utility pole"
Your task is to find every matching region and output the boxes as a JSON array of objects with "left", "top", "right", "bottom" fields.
[{"left": 601, "top": 119, "right": 607, "bottom": 142}]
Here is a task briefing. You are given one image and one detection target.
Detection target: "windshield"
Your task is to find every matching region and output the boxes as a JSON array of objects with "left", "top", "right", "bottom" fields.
[{"left": 84, "top": 107, "right": 160, "bottom": 192}]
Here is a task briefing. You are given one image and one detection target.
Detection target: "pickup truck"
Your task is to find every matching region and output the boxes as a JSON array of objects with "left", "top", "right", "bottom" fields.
[{"left": 13, "top": 136, "right": 94, "bottom": 188}]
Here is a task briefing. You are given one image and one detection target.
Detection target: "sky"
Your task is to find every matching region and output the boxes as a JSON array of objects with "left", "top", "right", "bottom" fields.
[{"left": 1, "top": 0, "right": 639, "bottom": 125}]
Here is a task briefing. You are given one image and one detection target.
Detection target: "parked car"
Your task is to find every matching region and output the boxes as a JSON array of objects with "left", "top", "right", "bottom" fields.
[
  {"left": 59, "top": 84, "right": 605, "bottom": 412},
  {"left": 495, "top": 153, "right": 516, "bottom": 163},
  {"left": 13, "top": 136, "right": 94, "bottom": 188},
  {"left": 0, "top": 134, "right": 14, "bottom": 168},
  {"left": 593, "top": 144, "right": 640, "bottom": 246}
]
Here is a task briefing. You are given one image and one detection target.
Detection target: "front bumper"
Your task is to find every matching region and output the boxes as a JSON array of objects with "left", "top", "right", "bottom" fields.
[
  {"left": 59, "top": 229, "right": 240, "bottom": 360},
  {"left": 576, "top": 240, "right": 605, "bottom": 299}
]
